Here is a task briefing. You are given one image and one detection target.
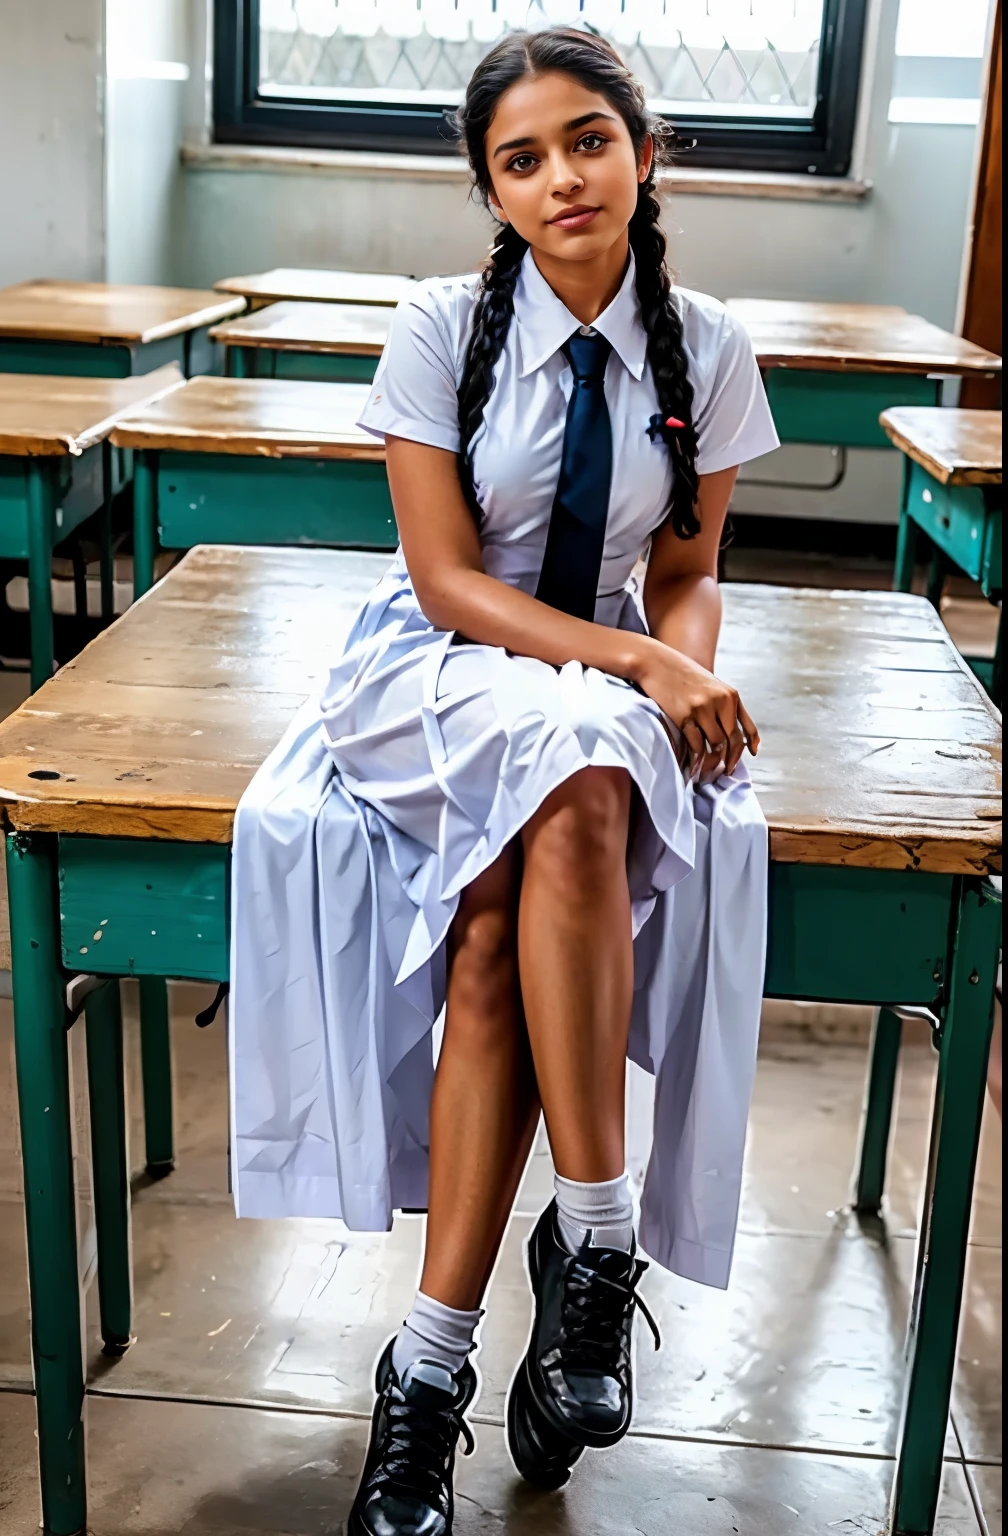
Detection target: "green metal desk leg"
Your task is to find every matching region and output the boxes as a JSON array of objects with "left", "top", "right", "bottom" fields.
[
  {"left": 925, "top": 549, "right": 947, "bottom": 613},
  {"left": 853, "top": 1007, "right": 903, "bottom": 1214},
  {"left": 138, "top": 976, "right": 175, "bottom": 1176},
  {"left": 98, "top": 441, "right": 114, "bottom": 624},
  {"left": 5, "top": 832, "right": 87, "bottom": 1536},
  {"left": 26, "top": 460, "right": 56, "bottom": 693},
  {"left": 133, "top": 449, "right": 158, "bottom": 601},
  {"left": 893, "top": 459, "right": 917, "bottom": 594},
  {"left": 890, "top": 879, "right": 1002, "bottom": 1535},
  {"left": 84, "top": 980, "right": 133, "bottom": 1353},
  {"left": 228, "top": 345, "right": 255, "bottom": 379}
]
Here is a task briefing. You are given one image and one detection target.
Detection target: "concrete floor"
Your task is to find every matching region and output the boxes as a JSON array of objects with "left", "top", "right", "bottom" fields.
[
  {"left": 0, "top": 982, "right": 1000, "bottom": 1533},
  {"left": 0, "top": 551, "right": 1001, "bottom": 1532}
]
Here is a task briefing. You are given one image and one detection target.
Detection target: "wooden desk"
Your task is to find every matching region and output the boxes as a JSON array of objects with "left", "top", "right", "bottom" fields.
[
  {"left": 109, "top": 376, "right": 396, "bottom": 599},
  {"left": 882, "top": 407, "right": 1002, "bottom": 699},
  {"left": 213, "top": 266, "right": 414, "bottom": 311},
  {"left": 726, "top": 298, "right": 1002, "bottom": 449},
  {"left": 210, "top": 300, "right": 390, "bottom": 383},
  {"left": 0, "top": 368, "right": 183, "bottom": 690},
  {"left": 0, "top": 282, "right": 245, "bottom": 379},
  {"left": 0, "top": 547, "right": 1000, "bottom": 1535}
]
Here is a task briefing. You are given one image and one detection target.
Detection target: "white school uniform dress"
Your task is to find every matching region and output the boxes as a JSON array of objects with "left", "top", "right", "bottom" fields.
[{"left": 229, "top": 250, "right": 779, "bottom": 1289}]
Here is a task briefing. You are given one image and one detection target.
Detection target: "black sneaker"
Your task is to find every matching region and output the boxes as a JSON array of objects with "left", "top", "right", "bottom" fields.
[
  {"left": 507, "top": 1199, "right": 659, "bottom": 1483},
  {"left": 348, "top": 1340, "right": 477, "bottom": 1536}
]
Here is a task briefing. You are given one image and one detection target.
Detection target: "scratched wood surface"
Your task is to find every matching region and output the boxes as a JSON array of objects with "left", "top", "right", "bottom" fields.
[
  {"left": 110, "top": 376, "right": 385, "bottom": 460},
  {"left": 213, "top": 268, "right": 414, "bottom": 308},
  {"left": 0, "top": 366, "right": 184, "bottom": 456},
  {"left": 726, "top": 298, "right": 1003, "bottom": 376},
  {"left": 209, "top": 300, "right": 391, "bottom": 355},
  {"left": 880, "top": 408, "right": 1002, "bottom": 485},
  {"left": 0, "top": 547, "right": 999, "bottom": 872},
  {"left": 0, "top": 282, "right": 244, "bottom": 345}
]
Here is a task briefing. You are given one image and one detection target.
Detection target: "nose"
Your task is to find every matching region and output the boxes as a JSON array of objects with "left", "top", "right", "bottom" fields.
[{"left": 547, "top": 149, "right": 584, "bottom": 198}]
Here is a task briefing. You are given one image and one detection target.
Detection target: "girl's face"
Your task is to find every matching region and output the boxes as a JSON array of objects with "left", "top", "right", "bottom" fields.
[{"left": 484, "top": 70, "right": 651, "bottom": 265}]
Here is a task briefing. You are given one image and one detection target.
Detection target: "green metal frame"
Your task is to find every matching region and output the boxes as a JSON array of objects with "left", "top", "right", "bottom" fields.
[
  {"left": 0, "top": 327, "right": 223, "bottom": 380},
  {"left": 225, "top": 342, "right": 379, "bottom": 384},
  {"left": 765, "top": 370, "right": 941, "bottom": 449},
  {"left": 4, "top": 822, "right": 1001, "bottom": 1534},
  {"left": 0, "top": 449, "right": 107, "bottom": 692},
  {"left": 893, "top": 454, "right": 1002, "bottom": 701},
  {"left": 132, "top": 447, "right": 397, "bottom": 599}
]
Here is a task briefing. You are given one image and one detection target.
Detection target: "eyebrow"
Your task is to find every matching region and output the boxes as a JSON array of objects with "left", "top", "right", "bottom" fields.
[{"left": 493, "top": 111, "right": 619, "bottom": 158}]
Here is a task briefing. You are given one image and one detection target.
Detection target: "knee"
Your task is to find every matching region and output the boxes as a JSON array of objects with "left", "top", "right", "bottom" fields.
[
  {"left": 523, "top": 767, "right": 630, "bottom": 898},
  {"left": 447, "top": 853, "right": 520, "bottom": 1027}
]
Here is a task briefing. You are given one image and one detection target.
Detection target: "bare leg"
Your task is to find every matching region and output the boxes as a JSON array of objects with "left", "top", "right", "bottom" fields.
[
  {"left": 419, "top": 842, "right": 541, "bottom": 1310},
  {"left": 518, "top": 767, "right": 634, "bottom": 1181}
]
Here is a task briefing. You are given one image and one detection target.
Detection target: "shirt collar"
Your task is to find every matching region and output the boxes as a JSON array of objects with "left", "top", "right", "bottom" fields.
[{"left": 513, "top": 247, "right": 648, "bottom": 382}]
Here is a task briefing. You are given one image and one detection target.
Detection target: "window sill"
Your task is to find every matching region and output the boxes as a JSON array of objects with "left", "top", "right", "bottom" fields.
[{"left": 182, "top": 142, "right": 872, "bottom": 202}]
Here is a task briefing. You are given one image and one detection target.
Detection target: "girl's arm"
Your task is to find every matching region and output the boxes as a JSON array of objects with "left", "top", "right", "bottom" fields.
[
  {"left": 642, "top": 466, "right": 747, "bottom": 777},
  {"left": 386, "top": 438, "right": 757, "bottom": 772}
]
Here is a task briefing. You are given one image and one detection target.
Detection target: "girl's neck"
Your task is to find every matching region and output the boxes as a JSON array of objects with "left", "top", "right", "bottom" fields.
[{"left": 529, "top": 232, "right": 631, "bottom": 327}]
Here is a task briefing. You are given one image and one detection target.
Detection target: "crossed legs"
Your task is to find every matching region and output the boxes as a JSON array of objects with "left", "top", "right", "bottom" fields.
[{"left": 419, "top": 766, "right": 635, "bottom": 1309}]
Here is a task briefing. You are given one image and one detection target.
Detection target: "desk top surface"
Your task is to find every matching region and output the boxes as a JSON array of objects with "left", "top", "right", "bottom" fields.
[
  {"left": 213, "top": 268, "right": 414, "bottom": 307},
  {"left": 0, "top": 546, "right": 999, "bottom": 873},
  {"left": 880, "top": 408, "right": 1002, "bottom": 485},
  {"left": 109, "top": 376, "right": 383, "bottom": 460},
  {"left": 0, "top": 367, "right": 184, "bottom": 457},
  {"left": 726, "top": 298, "right": 1003, "bottom": 376},
  {"left": 209, "top": 300, "right": 392, "bottom": 354},
  {"left": 0, "top": 282, "right": 245, "bottom": 345}
]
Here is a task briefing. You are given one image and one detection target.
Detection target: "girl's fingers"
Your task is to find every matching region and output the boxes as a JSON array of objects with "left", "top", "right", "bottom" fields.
[
  {"left": 736, "top": 699, "right": 760, "bottom": 753},
  {"left": 724, "top": 722, "right": 746, "bottom": 775},
  {"left": 681, "top": 719, "right": 707, "bottom": 774}
]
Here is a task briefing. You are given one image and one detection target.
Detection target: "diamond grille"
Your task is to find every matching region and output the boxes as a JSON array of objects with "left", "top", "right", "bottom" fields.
[{"left": 259, "top": 0, "right": 824, "bottom": 114}]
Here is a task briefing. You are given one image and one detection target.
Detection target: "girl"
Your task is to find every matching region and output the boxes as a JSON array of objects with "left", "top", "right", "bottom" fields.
[{"left": 230, "top": 27, "right": 778, "bottom": 1536}]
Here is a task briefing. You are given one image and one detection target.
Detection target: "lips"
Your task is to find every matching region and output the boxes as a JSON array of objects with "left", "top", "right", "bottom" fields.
[{"left": 548, "top": 206, "right": 600, "bottom": 230}]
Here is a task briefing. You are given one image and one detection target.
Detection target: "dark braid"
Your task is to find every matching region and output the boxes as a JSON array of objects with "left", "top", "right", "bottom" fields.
[
  {"left": 452, "top": 27, "right": 700, "bottom": 538},
  {"left": 456, "top": 222, "right": 528, "bottom": 520},
  {"left": 630, "top": 186, "right": 700, "bottom": 538}
]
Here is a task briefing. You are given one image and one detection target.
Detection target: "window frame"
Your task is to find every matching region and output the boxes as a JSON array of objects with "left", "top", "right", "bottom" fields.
[{"left": 214, "top": 0, "right": 869, "bottom": 176}]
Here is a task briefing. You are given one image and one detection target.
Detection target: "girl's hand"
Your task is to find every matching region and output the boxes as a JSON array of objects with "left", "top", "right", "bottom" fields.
[{"left": 633, "top": 638, "right": 759, "bottom": 782}]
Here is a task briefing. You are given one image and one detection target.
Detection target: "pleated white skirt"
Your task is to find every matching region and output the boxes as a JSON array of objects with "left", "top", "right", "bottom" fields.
[{"left": 230, "top": 561, "right": 768, "bottom": 1288}]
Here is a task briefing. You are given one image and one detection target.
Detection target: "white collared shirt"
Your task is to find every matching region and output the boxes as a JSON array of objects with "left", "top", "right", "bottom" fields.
[{"left": 358, "top": 249, "right": 778, "bottom": 621}]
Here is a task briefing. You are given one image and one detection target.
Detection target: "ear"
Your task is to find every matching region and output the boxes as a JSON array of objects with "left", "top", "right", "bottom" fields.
[
  {"left": 638, "top": 133, "right": 654, "bottom": 184},
  {"left": 487, "top": 180, "right": 509, "bottom": 224}
]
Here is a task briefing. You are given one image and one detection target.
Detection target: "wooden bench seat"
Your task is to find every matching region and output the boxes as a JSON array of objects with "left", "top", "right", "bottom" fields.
[
  {"left": 882, "top": 407, "right": 1002, "bottom": 700},
  {"left": 209, "top": 300, "right": 391, "bottom": 384},
  {"left": 0, "top": 546, "right": 999, "bottom": 870},
  {"left": 0, "top": 367, "right": 184, "bottom": 689},
  {"left": 725, "top": 297, "right": 1002, "bottom": 450},
  {"left": 0, "top": 281, "right": 244, "bottom": 378},
  {"left": 213, "top": 267, "right": 415, "bottom": 309}
]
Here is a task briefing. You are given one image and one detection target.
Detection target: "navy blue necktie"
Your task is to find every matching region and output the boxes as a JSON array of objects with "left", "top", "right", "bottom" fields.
[{"left": 535, "top": 331, "right": 613, "bottom": 622}]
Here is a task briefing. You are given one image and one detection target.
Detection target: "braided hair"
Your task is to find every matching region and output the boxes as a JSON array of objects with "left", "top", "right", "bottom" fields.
[{"left": 452, "top": 28, "right": 700, "bottom": 540}]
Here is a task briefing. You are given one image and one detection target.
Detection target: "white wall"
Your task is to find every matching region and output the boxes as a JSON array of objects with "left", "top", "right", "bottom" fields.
[
  {"left": 0, "top": 0, "right": 106, "bottom": 286},
  {"left": 105, "top": 0, "right": 191, "bottom": 285}
]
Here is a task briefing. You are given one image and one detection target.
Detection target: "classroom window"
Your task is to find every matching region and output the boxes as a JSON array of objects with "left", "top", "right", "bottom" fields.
[
  {"left": 215, "top": 0, "right": 870, "bottom": 174},
  {"left": 889, "top": 0, "right": 990, "bottom": 124}
]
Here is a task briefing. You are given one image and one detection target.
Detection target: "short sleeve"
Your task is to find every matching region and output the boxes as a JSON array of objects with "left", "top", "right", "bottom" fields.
[
  {"left": 683, "top": 300, "right": 779, "bottom": 476},
  {"left": 356, "top": 281, "right": 465, "bottom": 453}
]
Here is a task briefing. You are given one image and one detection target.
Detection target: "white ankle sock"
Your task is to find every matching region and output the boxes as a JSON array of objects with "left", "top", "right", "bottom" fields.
[
  {"left": 391, "top": 1290, "right": 483, "bottom": 1381},
  {"left": 555, "top": 1172, "right": 635, "bottom": 1254}
]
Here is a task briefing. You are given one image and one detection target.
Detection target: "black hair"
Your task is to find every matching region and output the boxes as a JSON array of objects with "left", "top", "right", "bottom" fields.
[{"left": 451, "top": 28, "right": 699, "bottom": 539}]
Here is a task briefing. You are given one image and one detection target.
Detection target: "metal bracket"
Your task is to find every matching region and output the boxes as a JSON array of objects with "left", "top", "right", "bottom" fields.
[{"left": 65, "top": 973, "right": 105, "bottom": 1031}]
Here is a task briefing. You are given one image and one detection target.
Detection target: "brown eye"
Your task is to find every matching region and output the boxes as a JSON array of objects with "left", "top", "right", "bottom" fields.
[
  {"left": 507, "top": 153, "right": 538, "bottom": 173},
  {"left": 576, "top": 133, "right": 607, "bottom": 152}
]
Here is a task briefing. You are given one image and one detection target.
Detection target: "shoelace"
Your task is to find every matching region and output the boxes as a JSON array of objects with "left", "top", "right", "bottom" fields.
[
  {"left": 559, "top": 1249, "right": 661, "bottom": 1371},
  {"left": 371, "top": 1385, "right": 475, "bottom": 1503}
]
